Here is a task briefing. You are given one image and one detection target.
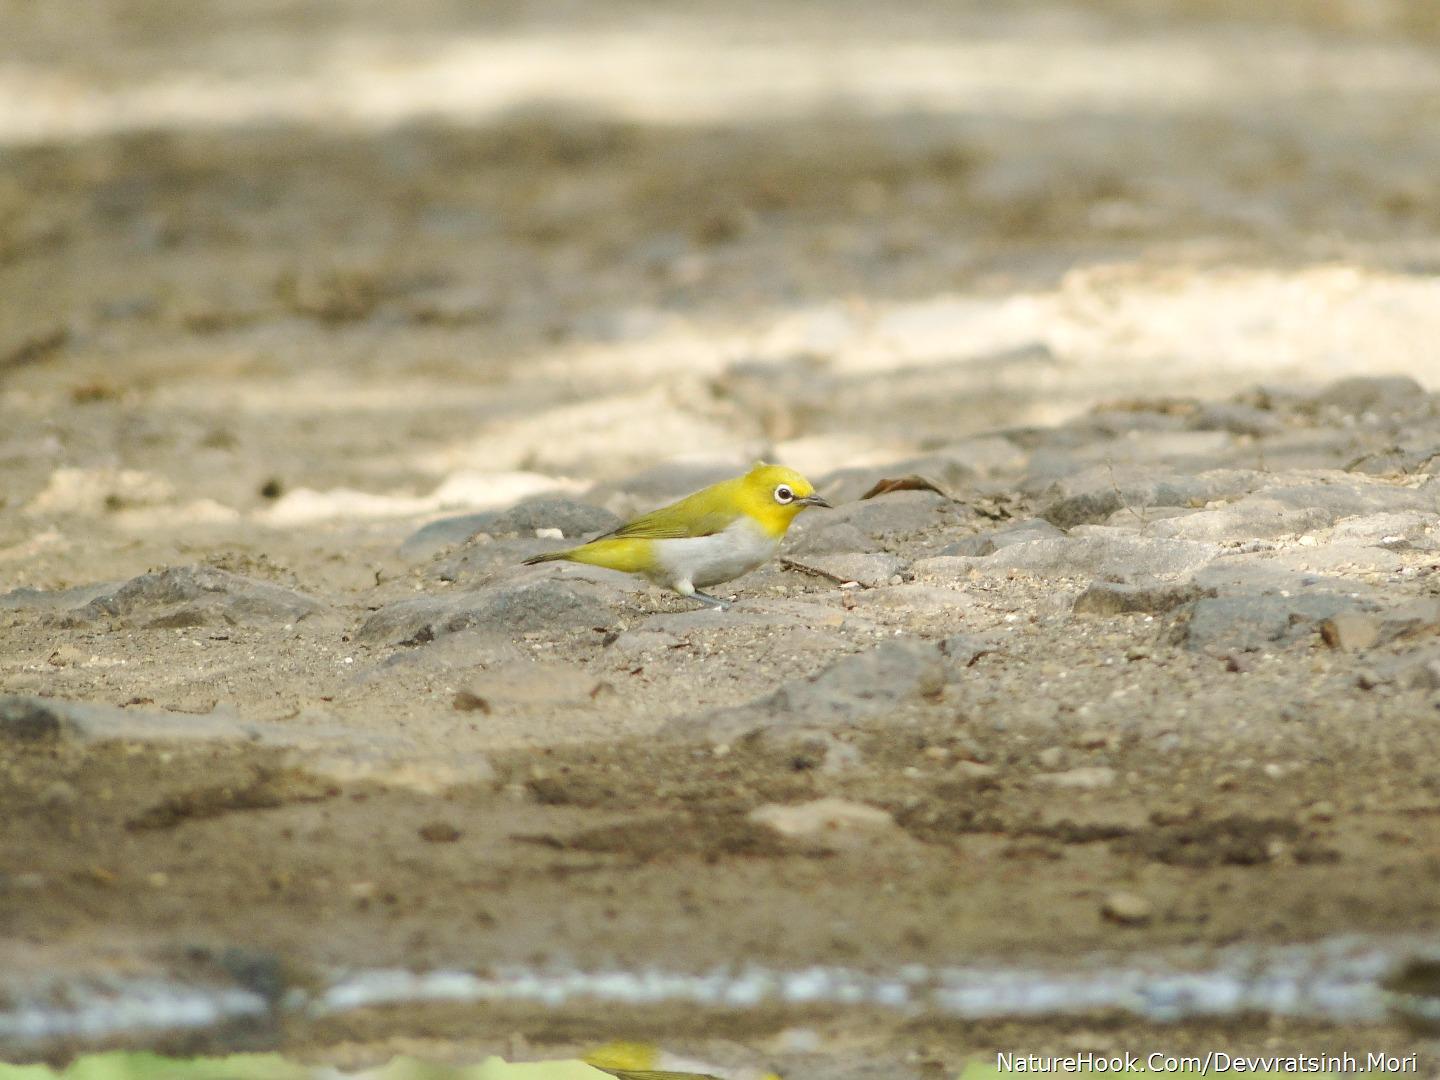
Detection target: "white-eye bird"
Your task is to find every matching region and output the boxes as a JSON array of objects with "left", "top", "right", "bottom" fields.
[{"left": 523, "top": 463, "right": 831, "bottom": 609}]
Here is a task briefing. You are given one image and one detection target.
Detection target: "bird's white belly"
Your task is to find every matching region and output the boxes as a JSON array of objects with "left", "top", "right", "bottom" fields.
[{"left": 652, "top": 519, "right": 780, "bottom": 590}]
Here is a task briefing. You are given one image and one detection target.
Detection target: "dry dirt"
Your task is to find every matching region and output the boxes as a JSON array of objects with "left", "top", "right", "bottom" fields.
[{"left": 4, "top": 1, "right": 1440, "bottom": 1075}]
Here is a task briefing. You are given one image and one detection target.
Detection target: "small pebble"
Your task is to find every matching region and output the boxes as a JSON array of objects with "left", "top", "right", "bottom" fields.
[
  {"left": 955, "top": 761, "right": 999, "bottom": 780},
  {"left": 1101, "top": 891, "right": 1153, "bottom": 925},
  {"left": 1319, "top": 613, "right": 1379, "bottom": 653},
  {"left": 452, "top": 691, "right": 491, "bottom": 713}
]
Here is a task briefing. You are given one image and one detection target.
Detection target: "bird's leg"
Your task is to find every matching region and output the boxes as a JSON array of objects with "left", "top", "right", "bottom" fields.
[
  {"left": 673, "top": 579, "right": 730, "bottom": 610},
  {"left": 691, "top": 591, "right": 730, "bottom": 610}
]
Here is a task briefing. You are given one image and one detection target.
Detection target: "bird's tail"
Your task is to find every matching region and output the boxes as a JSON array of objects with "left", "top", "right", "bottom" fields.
[
  {"left": 522, "top": 549, "right": 572, "bottom": 566},
  {"left": 524, "top": 537, "right": 654, "bottom": 574}
]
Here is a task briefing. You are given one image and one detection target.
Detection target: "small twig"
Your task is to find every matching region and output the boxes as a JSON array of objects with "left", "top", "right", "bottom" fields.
[{"left": 780, "top": 557, "right": 854, "bottom": 585}]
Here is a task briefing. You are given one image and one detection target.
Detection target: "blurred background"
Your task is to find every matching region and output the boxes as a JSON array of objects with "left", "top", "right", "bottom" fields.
[
  {"left": 5, "top": 0, "right": 1440, "bottom": 545},
  {"left": 6, "top": 5, "right": 1440, "bottom": 1069}
]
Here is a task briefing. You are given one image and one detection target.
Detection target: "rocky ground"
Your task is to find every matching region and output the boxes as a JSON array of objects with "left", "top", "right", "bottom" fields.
[{"left": 5, "top": 1, "right": 1440, "bottom": 1075}]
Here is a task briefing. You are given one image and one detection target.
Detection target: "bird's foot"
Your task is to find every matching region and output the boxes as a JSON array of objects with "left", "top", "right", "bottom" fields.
[{"left": 690, "top": 590, "right": 731, "bottom": 611}]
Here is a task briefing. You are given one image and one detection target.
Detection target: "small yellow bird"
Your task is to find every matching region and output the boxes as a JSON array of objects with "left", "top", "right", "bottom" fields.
[{"left": 524, "top": 463, "right": 831, "bottom": 609}]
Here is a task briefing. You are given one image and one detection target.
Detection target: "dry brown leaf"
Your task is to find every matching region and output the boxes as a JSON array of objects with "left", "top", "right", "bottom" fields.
[{"left": 858, "top": 474, "right": 948, "bottom": 500}]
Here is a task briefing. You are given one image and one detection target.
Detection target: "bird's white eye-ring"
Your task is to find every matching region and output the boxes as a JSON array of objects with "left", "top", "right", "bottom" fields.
[{"left": 774, "top": 484, "right": 795, "bottom": 504}]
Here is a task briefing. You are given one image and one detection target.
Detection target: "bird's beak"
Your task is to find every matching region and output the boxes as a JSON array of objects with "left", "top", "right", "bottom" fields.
[{"left": 798, "top": 494, "right": 832, "bottom": 509}]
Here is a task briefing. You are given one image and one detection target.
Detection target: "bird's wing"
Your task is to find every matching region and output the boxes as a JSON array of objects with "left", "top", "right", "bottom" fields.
[
  {"left": 600, "top": 490, "right": 741, "bottom": 540},
  {"left": 603, "top": 509, "right": 737, "bottom": 539},
  {"left": 593, "top": 1070, "right": 723, "bottom": 1080}
]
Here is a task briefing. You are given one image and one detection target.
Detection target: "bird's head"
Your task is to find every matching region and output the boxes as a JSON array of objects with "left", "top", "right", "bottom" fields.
[{"left": 736, "top": 463, "right": 831, "bottom": 537}]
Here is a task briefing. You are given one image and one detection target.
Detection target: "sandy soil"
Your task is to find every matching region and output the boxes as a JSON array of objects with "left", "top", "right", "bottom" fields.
[{"left": 4, "top": 1, "right": 1440, "bottom": 1074}]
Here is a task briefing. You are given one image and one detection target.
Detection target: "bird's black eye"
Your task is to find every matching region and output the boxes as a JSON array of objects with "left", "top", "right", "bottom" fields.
[{"left": 774, "top": 485, "right": 794, "bottom": 504}]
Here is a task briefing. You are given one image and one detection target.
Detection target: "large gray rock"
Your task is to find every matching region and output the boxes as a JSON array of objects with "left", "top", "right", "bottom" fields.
[
  {"left": 1261, "top": 476, "right": 1436, "bottom": 518},
  {"left": 4, "top": 566, "right": 322, "bottom": 628},
  {"left": 1181, "top": 593, "right": 1366, "bottom": 654},
  {"left": 0, "top": 694, "right": 389, "bottom": 748},
  {"left": 1146, "top": 472, "right": 1440, "bottom": 544},
  {"left": 1220, "top": 428, "right": 1371, "bottom": 472},
  {"left": 939, "top": 517, "right": 1065, "bottom": 557},
  {"left": 0, "top": 582, "right": 114, "bottom": 612},
  {"left": 1175, "top": 561, "right": 1380, "bottom": 654},
  {"left": 783, "top": 640, "right": 949, "bottom": 715},
  {"left": 785, "top": 520, "right": 882, "bottom": 555},
  {"left": 1189, "top": 402, "right": 1285, "bottom": 437},
  {"left": 1347, "top": 443, "right": 1440, "bottom": 478},
  {"left": 1101, "top": 506, "right": 1195, "bottom": 530},
  {"left": 1261, "top": 544, "right": 1405, "bottom": 574},
  {"left": 0, "top": 696, "right": 494, "bottom": 795},
  {"left": 799, "top": 490, "right": 958, "bottom": 541},
  {"left": 1035, "top": 467, "right": 1263, "bottom": 528},
  {"left": 1025, "top": 430, "right": 1234, "bottom": 479},
  {"left": 1190, "top": 559, "right": 1357, "bottom": 596},
  {"left": 1316, "top": 512, "right": 1429, "bottom": 547},
  {"left": 781, "top": 552, "right": 906, "bottom": 587},
  {"left": 1073, "top": 580, "right": 1205, "bottom": 616},
  {"left": 1048, "top": 470, "right": 1434, "bottom": 540},
  {"left": 1145, "top": 497, "right": 1331, "bottom": 542},
  {"left": 357, "top": 579, "right": 615, "bottom": 644},
  {"left": 672, "top": 640, "right": 951, "bottom": 741},
  {"left": 1304, "top": 375, "right": 1432, "bottom": 419},
  {"left": 916, "top": 529, "right": 1220, "bottom": 583},
  {"left": 401, "top": 514, "right": 500, "bottom": 561},
  {"left": 429, "top": 540, "right": 541, "bottom": 584}
]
